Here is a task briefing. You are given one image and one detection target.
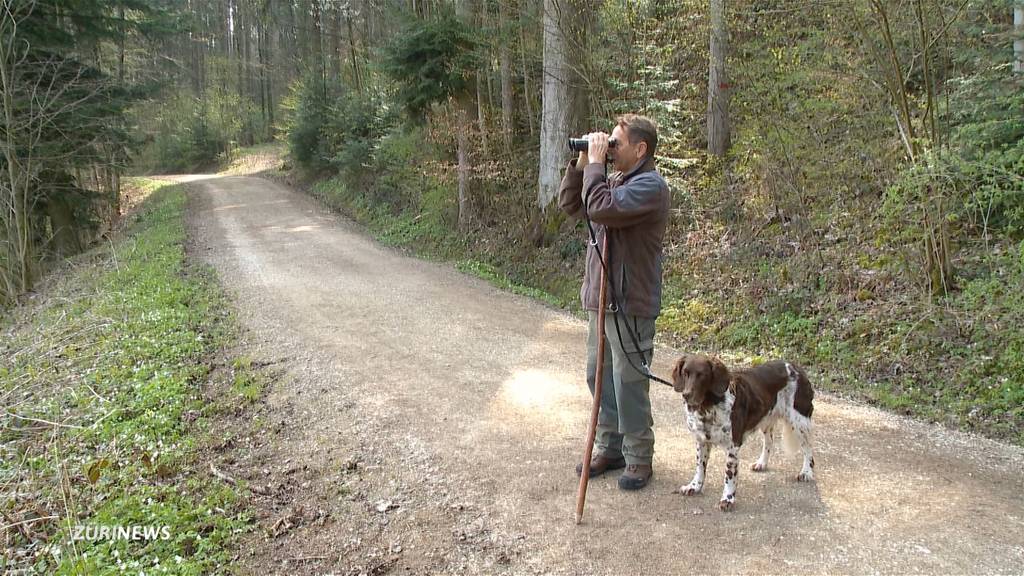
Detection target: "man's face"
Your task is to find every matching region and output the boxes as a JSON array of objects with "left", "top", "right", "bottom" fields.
[{"left": 609, "top": 125, "right": 644, "bottom": 173}]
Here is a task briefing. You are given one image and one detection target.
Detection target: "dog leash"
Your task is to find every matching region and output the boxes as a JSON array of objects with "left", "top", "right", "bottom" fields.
[{"left": 582, "top": 163, "right": 674, "bottom": 389}]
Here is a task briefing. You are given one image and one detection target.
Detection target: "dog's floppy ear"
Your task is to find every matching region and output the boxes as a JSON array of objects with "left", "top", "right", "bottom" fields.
[
  {"left": 672, "top": 355, "right": 688, "bottom": 384},
  {"left": 710, "top": 357, "right": 731, "bottom": 397}
]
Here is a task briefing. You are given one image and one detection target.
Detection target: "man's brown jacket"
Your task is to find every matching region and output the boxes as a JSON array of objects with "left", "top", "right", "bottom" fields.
[{"left": 557, "top": 155, "right": 670, "bottom": 319}]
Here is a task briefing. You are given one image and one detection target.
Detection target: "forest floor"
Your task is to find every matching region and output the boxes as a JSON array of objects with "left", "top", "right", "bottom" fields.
[{"left": 180, "top": 169, "right": 1024, "bottom": 575}]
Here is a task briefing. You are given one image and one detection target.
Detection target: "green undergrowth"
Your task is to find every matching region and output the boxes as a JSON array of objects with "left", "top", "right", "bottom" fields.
[
  {"left": 655, "top": 231, "right": 1024, "bottom": 444},
  {"left": 454, "top": 260, "right": 565, "bottom": 309},
  {"left": 1, "top": 179, "right": 258, "bottom": 574}
]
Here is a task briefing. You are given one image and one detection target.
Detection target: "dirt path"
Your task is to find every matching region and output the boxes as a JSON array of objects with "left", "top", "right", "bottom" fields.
[{"left": 182, "top": 173, "right": 1024, "bottom": 575}]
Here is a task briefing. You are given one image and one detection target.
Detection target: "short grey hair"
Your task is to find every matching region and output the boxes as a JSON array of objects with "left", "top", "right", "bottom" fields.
[{"left": 616, "top": 114, "right": 658, "bottom": 157}]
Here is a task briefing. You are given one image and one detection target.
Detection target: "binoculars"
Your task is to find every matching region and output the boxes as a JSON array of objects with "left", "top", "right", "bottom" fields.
[{"left": 567, "top": 136, "right": 619, "bottom": 152}]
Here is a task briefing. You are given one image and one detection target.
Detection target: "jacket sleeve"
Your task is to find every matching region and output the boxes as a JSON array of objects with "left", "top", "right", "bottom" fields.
[
  {"left": 557, "top": 158, "right": 586, "bottom": 220},
  {"left": 582, "top": 163, "right": 664, "bottom": 228}
]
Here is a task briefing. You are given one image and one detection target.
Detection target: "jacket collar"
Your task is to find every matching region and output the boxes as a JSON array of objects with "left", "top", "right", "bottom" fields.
[{"left": 614, "top": 155, "right": 656, "bottom": 184}]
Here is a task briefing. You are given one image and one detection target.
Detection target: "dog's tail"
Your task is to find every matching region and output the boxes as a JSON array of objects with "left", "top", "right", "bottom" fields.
[
  {"left": 781, "top": 363, "right": 814, "bottom": 455},
  {"left": 781, "top": 421, "right": 802, "bottom": 455}
]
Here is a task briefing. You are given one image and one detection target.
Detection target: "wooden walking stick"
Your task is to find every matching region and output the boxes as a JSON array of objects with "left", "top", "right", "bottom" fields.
[{"left": 575, "top": 233, "right": 610, "bottom": 525}]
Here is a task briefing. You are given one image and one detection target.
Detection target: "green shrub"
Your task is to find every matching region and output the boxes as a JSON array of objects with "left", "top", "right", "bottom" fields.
[
  {"left": 282, "top": 75, "right": 333, "bottom": 170},
  {"left": 282, "top": 73, "right": 394, "bottom": 182},
  {"left": 325, "top": 92, "right": 390, "bottom": 180},
  {"left": 371, "top": 127, "right": 444, "bottom": 216}
]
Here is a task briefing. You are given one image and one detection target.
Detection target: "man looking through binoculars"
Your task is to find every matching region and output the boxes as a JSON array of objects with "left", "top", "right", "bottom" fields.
[{"left": 558, "top": 114, "right": 671, "bottom": 491}]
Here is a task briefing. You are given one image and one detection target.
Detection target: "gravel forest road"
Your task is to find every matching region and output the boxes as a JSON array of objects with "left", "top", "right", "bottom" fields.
[{"left": 182, "top": 173, "right": 1024, "bottom": 576}]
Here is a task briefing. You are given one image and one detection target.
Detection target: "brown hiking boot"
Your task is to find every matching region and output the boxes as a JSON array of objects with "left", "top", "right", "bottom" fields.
[
  {"left": 617, "top": 464, "right": 653, "bottom": 490},
  {"left": 575, "top": 454, "right": 626, "bottom": 478}
]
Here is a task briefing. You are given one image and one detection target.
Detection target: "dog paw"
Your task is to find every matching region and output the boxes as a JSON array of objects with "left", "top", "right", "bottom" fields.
[
  {"left": 751, "top": 462, "right": 768, "bottom": 472},
  {"left": 796, "top": 470, "right": 815, "bottom": 482},
  {"left": 718, "top": 497, "right": 735, "bottom": 512},
  {"left": 674, "top": 483, "right": 702, "bottom": 496}
]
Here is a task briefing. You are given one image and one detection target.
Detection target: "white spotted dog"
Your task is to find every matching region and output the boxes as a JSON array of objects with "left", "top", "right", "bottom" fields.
[{"left": 671, "top": 354, "right": 816, "bottom": 511}]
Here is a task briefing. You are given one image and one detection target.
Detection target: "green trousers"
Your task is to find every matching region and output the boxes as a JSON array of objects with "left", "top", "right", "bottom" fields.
[{"left": 586, "top": 310, "right": 656, "bottom": 466}]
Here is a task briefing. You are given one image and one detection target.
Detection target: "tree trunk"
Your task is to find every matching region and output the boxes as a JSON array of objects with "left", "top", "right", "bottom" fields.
[
  {"left": 871, "top": 0, "right": 916, "bottom": 159},
  {"left": 499, "top": 56, "right": 515, "bottom": 145},
  {"left": 499, "top": 1, "right": 516, "bottom": 147},
  {"left": 499, "top": 0, "right": 516, "bottom": 147},
  {"left": 118, "top": 6, "right": 125, "bottom": 84},
  {"left": 707, "top": 0, "right": 730, "bottom": 156},
  {"left": 456, "top": 99, "right": 473, "bottom": 230},
  {"left": 345, "top": 10, "right": 362, "bottom": 92},
  {"left": 331, "top": 5, "right": 342, "bottom": 82},
  {"left": 0, "top": 15, "right": 35, "bottom": 296},
  {"left": 223, "top": 0, "right": 232, "bottom": 57},
  {"left": 312, "top": 0, "right": 325, "bottom": 95},
  {"left": 112, "top": 163, "right": 121, "bottom": 223},
  {"left": 455, "top": 0, "right": 477, "bottom": 229},
  {"left": 520, "top": 2, "right": 536, "bottom": 137},
  {"left": 477, "top": 72, "right": 489, "bottom": 155},
  {"left": 255, "top": 20, "right": 265, "bottom": 130},
  {"left": 1015, "top": 3, "right": 1023, "bottom": 74},
  {"left": 487, "top": 61, "right": 497, "bottom": 127},
  {"left": 282, "top": 0, "right": 297, "bottom": 70},
  {"left": 296, "top": 0, "right": 309, "bottom": 63},
  {"left": 263, "top": 6, "right": 271, "bottom": 119},
  {"left": 189, "top": 0, "right": 202, "bottom": 94},
  {"left": 924, "top": 190, "right": 953, "bottom": 297},
  {"left": 235, "top": 0, "right": 246, "bottom": 140},
  {"left": 537, "top": 0, "right": 586, "bottom": 210}
]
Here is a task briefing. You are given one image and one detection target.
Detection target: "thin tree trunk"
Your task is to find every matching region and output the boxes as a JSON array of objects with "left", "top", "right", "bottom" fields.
[
  {"left": 872, "top": 0, "right": 916, "bottom": 159},
  {"left": 486, "top": 58, "right": 497, "bottom": 127},
  {"left": 296, "top": 0, "right": 309, "bottom": 62},
  {"left": 520, "top": 3, "right": 536, "bottom": 137},
  {"left": 256, "top": 20, "right": 265, "bottom": 129},
  {"left": 189, "top": 0, "right": 202, "bottom": 94},
  {"left": 224, "top": 0, "right": 232, "bottom": 57},
  {"left": 0, "top": 13, "right": 35, "bottom": 295},
  {"left": 243, "top": 2, "right": 255, "bottom": 144},
  {"left": 707, "top": 0, "right": 730, "bottom": 156},
  {"left": 499, "top": 0, "right": 515, "bottom": 147},
  {"left": 477, "top": 72, "right": 489, "bottom": 155},
  {"left": 265, "top": 22, "right": 275, "bottom": 129},
  {"left": 914, "top": 0, "right": 938, "bottom": 146},
  {"left": 456, "top": 0, "right": 477, "bottom": 228},
  {"left": 456, "top": 100, "right": 472, "bottom": 230},
  {"left": 282, "top": 0, "right": 297, "bottom": 70},
  {"left": 331, "top": 4, "right": 342, "bottom": 82},
  {"left": 235, "top": 0, "right": 246, "bottom": 123},
  {"left": 346, "top": 10, "right": 362, "bottom": 92},
  {"left": 118, "top": 6, "right": 125, "bottom": 84},
  {"left": 312, "top": 0, "right": 326, "bottom": 97},
  {"left": 1015, "top": 2, "right": 1023, "bottom": 74},
  {"left": 111, "top": 158, "right": 121, "bottom": 222}
]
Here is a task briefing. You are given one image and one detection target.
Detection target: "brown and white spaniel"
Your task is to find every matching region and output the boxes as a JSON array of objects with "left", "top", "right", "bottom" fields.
[{"left": 671, "top": 354, "right": 815, "bottom": 511}]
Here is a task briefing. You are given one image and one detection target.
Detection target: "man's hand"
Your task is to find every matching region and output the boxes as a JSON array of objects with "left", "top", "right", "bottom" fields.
[
  {"left": 586, "top": 132, "right": 610, "bottom": 165},
  {"left": 577, "top": 149, "right": 588, "bottom": 167}
]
